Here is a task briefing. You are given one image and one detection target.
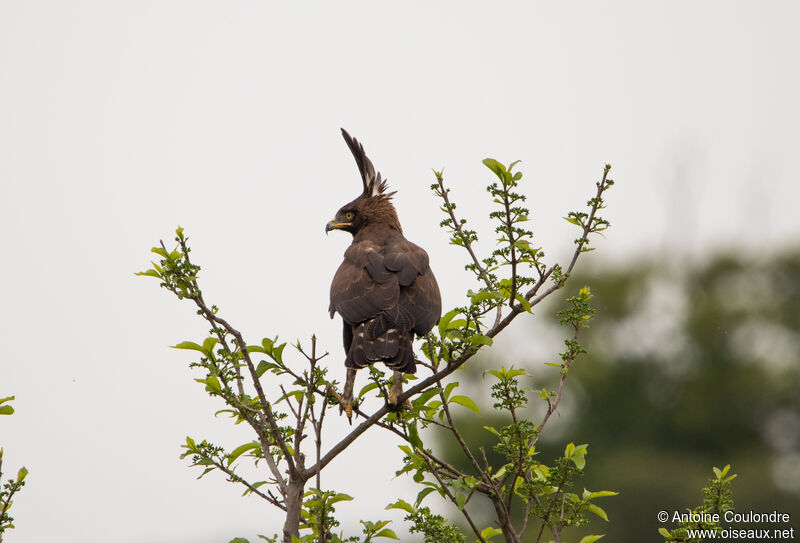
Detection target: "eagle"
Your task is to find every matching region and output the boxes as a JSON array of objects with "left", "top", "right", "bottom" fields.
[{"left": 326, "top": 129, "right": 442, "bottom": 420}]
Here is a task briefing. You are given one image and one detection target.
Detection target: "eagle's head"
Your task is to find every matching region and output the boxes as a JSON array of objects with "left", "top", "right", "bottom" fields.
[{"left": 326, "top": 129, "right": 402, "bottom": 235}]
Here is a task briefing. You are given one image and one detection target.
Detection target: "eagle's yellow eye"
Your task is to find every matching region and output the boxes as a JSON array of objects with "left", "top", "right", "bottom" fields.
[{"left": 345, "top": 212, "right": 354, "bottom": 220}]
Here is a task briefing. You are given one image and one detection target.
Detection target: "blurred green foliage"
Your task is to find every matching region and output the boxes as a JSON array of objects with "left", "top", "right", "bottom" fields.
[{"left": 435, "top": 251, "right": 800, "bottom": 541}]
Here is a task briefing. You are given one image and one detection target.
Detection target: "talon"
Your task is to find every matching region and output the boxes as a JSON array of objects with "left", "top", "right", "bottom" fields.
[
  {"left": 338, "top": 397, "right": 354, "bottom": 423},
  {"left": 339, "top": 368, "right": 358, "bottom": 424}
]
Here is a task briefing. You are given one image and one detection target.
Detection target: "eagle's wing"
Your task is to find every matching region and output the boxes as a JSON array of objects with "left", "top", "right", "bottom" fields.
[
  {"left": 329, "top": 239, "right": 400, "bottom": 324},
  {"left": 330, "top": 237, "right": 439, "bottom": 332},
  {"left": 401, "top": 266, "right": 442, "bottom": 336},
  {"left": 384, "top": 238, "right": 442, "bottom": 336}
]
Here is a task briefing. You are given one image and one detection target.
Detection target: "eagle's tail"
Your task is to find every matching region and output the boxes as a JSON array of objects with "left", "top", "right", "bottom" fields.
[{"left": 345, "top": 315, "right": 417, "bottom": 374}]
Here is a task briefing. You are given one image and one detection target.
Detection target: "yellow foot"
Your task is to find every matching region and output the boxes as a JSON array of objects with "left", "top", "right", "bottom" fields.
[
  {"left": 340, "top": 398, "right": 354, "bottom": 423},
  {"left": 326, "top": 385, "right": 355, "bottom": 423},
  {"left": 387, "top": 391, "right": 412, "bottom": 412}
]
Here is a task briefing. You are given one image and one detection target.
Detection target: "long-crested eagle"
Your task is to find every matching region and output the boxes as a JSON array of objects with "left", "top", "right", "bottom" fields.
[{"left": 326, "top": 129, "right": 441, "bottom": 419}]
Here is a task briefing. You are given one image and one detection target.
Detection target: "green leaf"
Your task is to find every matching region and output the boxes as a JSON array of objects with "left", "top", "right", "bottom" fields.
[
  {"left": 481, "top": 527, "right": 504, "bottom": 540},
  {"left": 583, "top": 489, "right": 618, "bottom": 500},
  {"left": 277, "top": 389, "right": 304, "bottom": 406},
  {"left": 374, "top": 528, "right": 399, "bottom": 540},
  {"left": 566, "top": 443, "right": 588, "bottom": 469},
  {"left": 135, "top": 269, "right": 162, "bottom": 279},
  {"left": 437, "top": 308, "right": 461, "bottom": 338},
  {"left": 424, "top": 400, "right": 442, "bottom": 418},
  {"left": 512, "top": 239, "right": 531, "bottom": 250},
  {"left": 443, "top": 381, "right": 459, "bottom": 400},
  {"left": 329, "top": 492, "right": 354, "bottom": 504},
  {"left": 202, "top": 337, "right": 219, "bottom": 352},
  {"left": 489, "top": 366, "right": 528, "bottom": 381},
  {"left": 0, "top": 405, "right": 14, "bottom": 415},
  {"left": 449, "top": 395, "right": 481, "bottom": 416},
  {"left": 256, "top": 360, "right": 278, "bottom": 377},
  {"left": 585, "top": 503, "right": 609, "bottom": 521},
  {"left": 467, "top": 334, "right": 493, "bottom": 347},
  {"left": 229, "top": 538, "right": 250, "bottom": 543},
  {"left": 172, "top": 341, "right": 205, "bottom": 352},
  {"left": 17, "top": 466, "right": 28, "bottom": 483},
  {"left": 413, "top": 387, "right": 442, "bottom": 408},
  {"left": 415, "top": 486, "right": 437, "bottom": 506},
  {"left": 198, "top": 375, "right": 221, "bottom": 393},
  {"left": 483, "top": 158, "right": 507, "bottom": 181},
  {"left": 658, "top": 527, "right": 671, "bottom": 538},
  {"left": 272, "top": 342, "right": 286, "bottom": 364},
  {"left": 578, "top": 536, "right": 605, "bottom": 543},
  {"left": 470, "top": 290, "right": 504, "bottom": 304},
  {"left": 539, "top": 388, "right": 549, "bottom": 400},
  {"left": 447, "top": 319, "right": 467, "bottom": 330},
  {"left": 492, "top": 463, "right": 511, "bottom": 480},
  {"left": 228, "top": 442, "right": 260, "bottom": 465},
  {"left": 407, "top": 421, "right": 423, "bottom": 449},
  {"left": 386, "top": 499, "right": 415, "bottom": 514},
  {"left": 455, "top": 492, "right": 467, "bottom": 509},
  {"left": 533, "top": 465, "right": 551, "bottom": 480},
  {"left": 713, "top": 464, "right": 732, "bottom": 480},
  {"left": 358, "top": 381, "right": 381, "bottom": 399}
]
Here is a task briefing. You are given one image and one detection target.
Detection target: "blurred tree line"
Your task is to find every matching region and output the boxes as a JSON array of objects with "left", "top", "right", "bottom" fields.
[{"left": 434, "top": 250, "right": 800, "bottom": 541}]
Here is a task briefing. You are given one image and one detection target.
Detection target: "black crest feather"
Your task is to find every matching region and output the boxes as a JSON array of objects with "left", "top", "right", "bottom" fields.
[{"left": 341, "top": 128, "right": 393, "bottom": 198}]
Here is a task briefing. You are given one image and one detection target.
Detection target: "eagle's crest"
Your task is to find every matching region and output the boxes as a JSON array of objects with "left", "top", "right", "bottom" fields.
[{"left": 341, "top": 128, "right": 395, "bottom": 199}]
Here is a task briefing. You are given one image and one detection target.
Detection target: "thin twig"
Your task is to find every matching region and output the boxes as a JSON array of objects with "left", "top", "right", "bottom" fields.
[
  {"left": 207, "top": 456, "right": 287, "bottom": 511},
  {"left": 435, "top": 172, "right": 494, "bottom": 290},
  {"left": 192, "top": 290, "right": 298, "bottom": 479},
  {"left": 420, "top": 450, "right": 487, "bottom": 543}
]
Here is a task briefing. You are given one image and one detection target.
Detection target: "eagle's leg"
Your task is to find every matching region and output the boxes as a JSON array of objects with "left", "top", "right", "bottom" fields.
[
  {"left": 388, "top": 371, "right": 411, "bottom": 410},
  {"left": 340, "top": 367, "right": 358, "bottom": 422}
]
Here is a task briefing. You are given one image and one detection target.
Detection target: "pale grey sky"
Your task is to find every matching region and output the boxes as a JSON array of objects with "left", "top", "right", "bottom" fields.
[{"left": 2, "top": 2, "right": 799, "bottom": 542}]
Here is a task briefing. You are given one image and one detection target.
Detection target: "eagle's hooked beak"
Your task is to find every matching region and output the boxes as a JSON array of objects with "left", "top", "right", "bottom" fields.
[{"left": 325, "top": 219, "right": 351, "bottom": 234}]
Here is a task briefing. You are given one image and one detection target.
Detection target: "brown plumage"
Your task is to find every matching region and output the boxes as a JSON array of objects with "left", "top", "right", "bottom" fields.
[{"left": 326, "top": 129, "right": 441, "bottom": 418}]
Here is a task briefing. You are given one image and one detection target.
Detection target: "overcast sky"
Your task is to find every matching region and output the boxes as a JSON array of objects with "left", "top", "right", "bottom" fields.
[{"left": 2, "top": 2, "right": 799, "bottom": 542}]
